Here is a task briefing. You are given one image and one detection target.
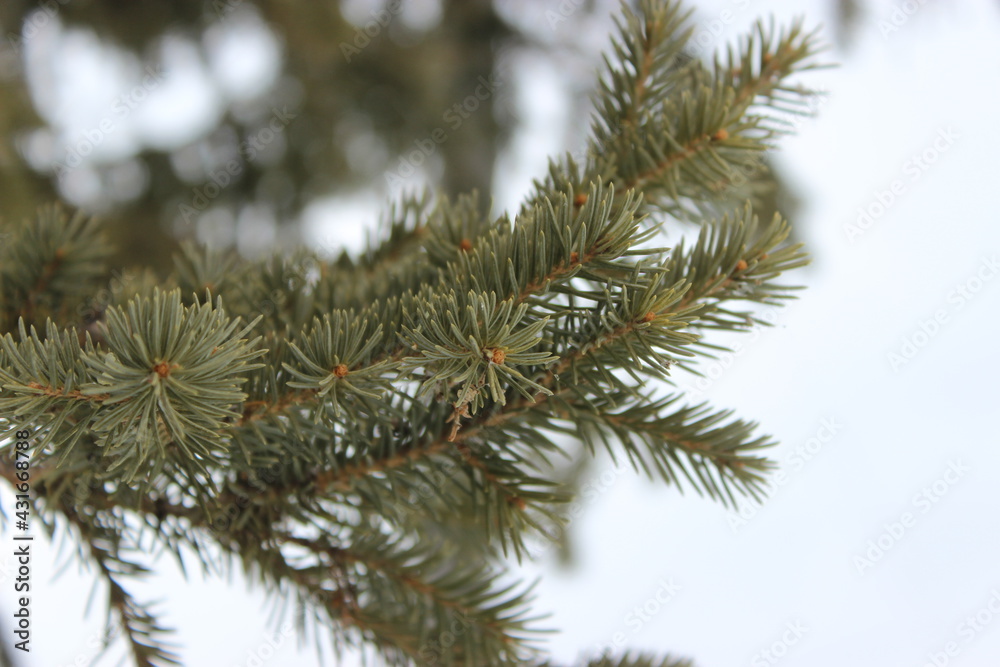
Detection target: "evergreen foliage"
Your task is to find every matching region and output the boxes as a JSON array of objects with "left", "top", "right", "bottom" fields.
[{"left": 0, "top": 1, "right": 824, "bottom": 664}]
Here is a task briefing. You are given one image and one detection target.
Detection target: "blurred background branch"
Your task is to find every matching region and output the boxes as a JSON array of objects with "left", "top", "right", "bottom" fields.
[{"left": 0, "top": 0, "right": 862, "bottom": 271}]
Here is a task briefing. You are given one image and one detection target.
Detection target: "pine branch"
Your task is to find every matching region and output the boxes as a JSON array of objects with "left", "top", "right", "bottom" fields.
[
  {"left": 591, "top": 0, "right": 696, "bottom": 152},
  {"left": 0, "top": 1, "right": 828, "bottom": 664},
  {"left": 577, "top": 654, "right": 693, "bottom": 667},
  {"left": 567, "top": 393, "right": 774, "bottom": 506},
  {"left": 0, "top": 319, "right": 100, "bottom": 433},
  {"left": 665, "top": 205, "right": 808, "bottom": 334},
  {"left": 49, "top": 503, "right": 182, "bottom": 667},
  {"left": 303, "top": 399, "right": 565, "bottom": 557},
  {"left": 717, "top": 18, "right": 823, "bottom": 117},
  {"left": 292, "top": 206, "right": 794, "bottom": 536},
  {"left": 298, "top": 209, "right": 793, "bottom": 510},
  {"left": 524, "top": 1, "right": 824, "bottom": 221},
  {"left": 279, "top": 531, "right": 545, "bottom": 665},
  {"left": 99, "top": 562, "right": 182, "bottom": 667},
  {"left": 0, "top": 206, "right": 112, "bottom": 334},
  {"left": 361, "top": 191, "right": 435, "bottom": 273},
  {"left": 234, "top": 181, "right": 649, "bottom": 440},
  {"left": 307, "top": 191, "right": 497, "bottom": 312}
]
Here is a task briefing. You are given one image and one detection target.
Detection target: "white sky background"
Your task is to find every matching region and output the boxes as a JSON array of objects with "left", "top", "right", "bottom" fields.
[{"left": 3, "top": 0, "right": 1000, "bottom": 666}]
